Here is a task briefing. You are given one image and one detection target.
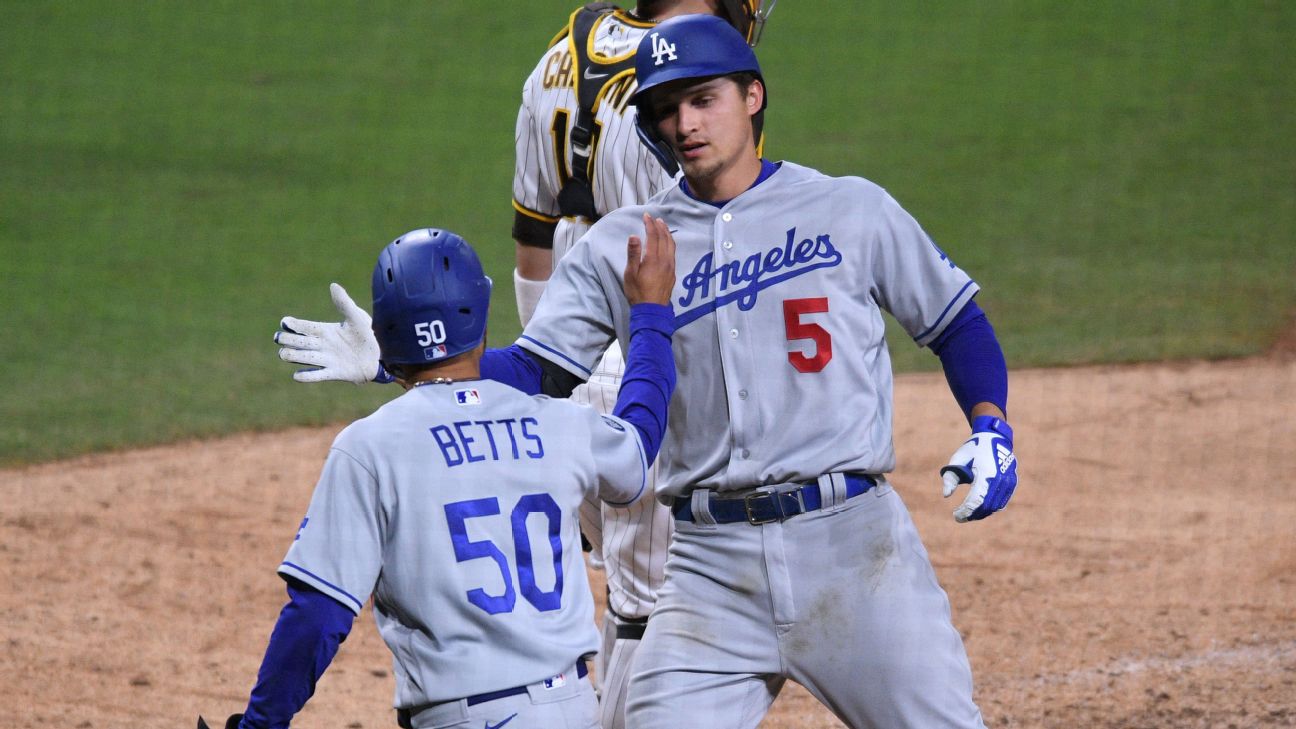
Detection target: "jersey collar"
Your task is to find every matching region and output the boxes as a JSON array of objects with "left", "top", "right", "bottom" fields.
[{"left": 679, "top": 159, "right": 781, "bottom": 208}]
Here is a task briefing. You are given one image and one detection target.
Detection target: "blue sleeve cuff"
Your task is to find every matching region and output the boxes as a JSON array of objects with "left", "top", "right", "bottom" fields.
[
  {"left": 628, "top": 302, "right": 677, "bottom": 337},
  {"left": 930, "top": 299, "right": 1008, "bottom": 420}
]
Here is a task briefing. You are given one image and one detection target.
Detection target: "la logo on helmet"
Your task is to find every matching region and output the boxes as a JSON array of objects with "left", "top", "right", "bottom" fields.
[{"left": 650, "top": 33, "right": 677, "bottom": 66}]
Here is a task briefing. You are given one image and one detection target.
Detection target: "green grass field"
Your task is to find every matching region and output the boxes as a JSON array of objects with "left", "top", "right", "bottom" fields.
[{"left": 2, "top": 1, "right": 1293, "bottom": 465}]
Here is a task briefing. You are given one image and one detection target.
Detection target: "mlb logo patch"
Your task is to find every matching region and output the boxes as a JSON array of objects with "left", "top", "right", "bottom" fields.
[
  {"left": 455, "top": 389, "right": 482, "bottom": 406},
  {"left": 543, "top": 672, "right": 567, "bottom": 690},
  {"left": 425, "top": 344, "right": 448, "bottom": 360}
]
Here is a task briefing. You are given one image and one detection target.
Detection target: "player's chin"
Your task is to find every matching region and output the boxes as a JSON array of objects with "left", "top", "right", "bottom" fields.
[{"left": 678, "top": 154, "right": 718, "bottom": 180}]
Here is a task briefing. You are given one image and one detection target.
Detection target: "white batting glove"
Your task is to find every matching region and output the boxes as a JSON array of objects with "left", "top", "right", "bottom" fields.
[
  {"left": 274, "top": 283, "right": 390, "bottom": 384},
  {"left": 940, "top": 415, "right": 1018, "bottom": 523}
]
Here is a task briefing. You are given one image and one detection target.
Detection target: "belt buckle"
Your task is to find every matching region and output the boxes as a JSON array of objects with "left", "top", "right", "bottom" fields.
[{"left": 743, "top": 491, "right": 779, "bottom": 525}]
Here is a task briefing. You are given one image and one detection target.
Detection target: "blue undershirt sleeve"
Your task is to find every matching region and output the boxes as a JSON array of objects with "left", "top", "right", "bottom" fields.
[
  {"left": 928, "top": 299, "right": 1009, "bottom": 421},
  {"left": 480, "top": 344, "right": 545, "bottom": 395},
  {"left": 610, "top": 303, "right": 677, "bottom": 464},
  {"left": 238, "top": 578, "right": 355, "bottom": 729}
]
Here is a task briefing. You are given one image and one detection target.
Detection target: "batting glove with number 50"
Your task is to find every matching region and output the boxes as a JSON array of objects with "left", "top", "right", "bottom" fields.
[
  {"left": 940, "top": 415, "right": 1018, "bottom": 523},
  {"left": 275, "top": 283, "right": 392, "bottom": 384}
]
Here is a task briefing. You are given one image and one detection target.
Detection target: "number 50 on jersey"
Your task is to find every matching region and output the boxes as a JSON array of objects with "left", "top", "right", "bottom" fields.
[{"left": 445, "top": 493, "right": 565, "bottom": 615}]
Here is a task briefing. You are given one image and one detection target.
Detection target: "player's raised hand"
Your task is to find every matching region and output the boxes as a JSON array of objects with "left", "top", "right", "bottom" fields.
[
  {"left": 274, "top": 283, "right": 391, "bottom": 384},
  {"left": 940, "top": 415, "right": 1018, "bottom": 522},
  {"left": 624, "top": 213, "right": 676, "bottom": 306}
]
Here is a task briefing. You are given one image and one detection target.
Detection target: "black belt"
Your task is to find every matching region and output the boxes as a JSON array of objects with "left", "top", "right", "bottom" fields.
[
  {"left": 397, "top": 662, "right": 588, "bottom": 728},
  {"left": 607, "top": 603, "right": 648, "bottom": 641},
  {"left": 672, "top": 474, "right": 877, "bottom": 525},
  {"left": 613, "top": 615, "right": 648, "bottom": 641}
]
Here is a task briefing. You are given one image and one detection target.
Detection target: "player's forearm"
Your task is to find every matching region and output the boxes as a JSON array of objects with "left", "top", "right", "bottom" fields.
[
  {"left": 514, "top": 241, "right": 553, "bottom": 329},
  {"left": 515, "top": 242, "right": 553, "bottom": 281},
  {"left": 239, "top": 580, "right": 355, "bottom": 729},
  {"left": 929, "top": 299, "right": 1008, "bottom": 421},
  {"left": 612, "top": 303, "right": 677, "bottom": 464}
]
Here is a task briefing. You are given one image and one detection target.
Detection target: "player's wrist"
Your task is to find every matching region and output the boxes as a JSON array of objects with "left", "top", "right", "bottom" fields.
[{"left": 513, "top": 268, "right": 547, "bottom": 328}]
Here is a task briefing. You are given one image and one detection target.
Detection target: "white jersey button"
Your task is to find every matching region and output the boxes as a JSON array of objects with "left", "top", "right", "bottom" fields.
[
  {"left": 721, "top": 212, "right": 733, "bottom": 222},
  {"left": 729, "top": 328, "right": 739, "bottom": 338},
  {"left": 738, "top": 389, "right": 748, "bottom": 400},
  {"left": 723, "top": 240, "right": 733, "bottom": 250},
  {"left": 741, "top": 449, "right": 751, "bottom": 459}
]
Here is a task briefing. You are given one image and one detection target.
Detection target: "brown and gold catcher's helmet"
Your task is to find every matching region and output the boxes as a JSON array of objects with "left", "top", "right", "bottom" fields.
[
  {"left": 717, "top": 0, "right": 778, "bottom": 46},
  {"left": 635, "top": 0, "right": 778, "bottom": 46}
]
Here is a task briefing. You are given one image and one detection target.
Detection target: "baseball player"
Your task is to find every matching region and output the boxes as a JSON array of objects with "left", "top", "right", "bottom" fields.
[
  {"left": 514, "top": 16, "right": 1018, "bottom": 727},
  {"left": 275, "top": 3, "right": 778, "bottom": 727},
  {"left": 207, "top": 224, "right": 678, "bottom": 729},
  {"left": 509, "top": 2, "right": 774, "bottom": 725}
]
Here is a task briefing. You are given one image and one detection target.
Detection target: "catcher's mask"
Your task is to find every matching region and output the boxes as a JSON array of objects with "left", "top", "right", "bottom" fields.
[
  {"left": 637, "top": 0, "right": 778, "bottom": 45},
  {"left": 370, "top": 228, "right": 492, "bottom": 370},
  {"left": 718, "top": 0, "right": 778, "bottom": 46},
  {"left": 631, "top": 14, "right": 766, "bottom": 174}
]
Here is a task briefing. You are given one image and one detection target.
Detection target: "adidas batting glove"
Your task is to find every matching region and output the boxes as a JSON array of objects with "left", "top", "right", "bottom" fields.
[{"left": 940, "top": 415, "right": 1018, "bottom": 523}]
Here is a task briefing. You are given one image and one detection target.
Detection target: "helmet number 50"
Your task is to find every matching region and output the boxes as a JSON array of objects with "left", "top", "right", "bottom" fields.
[{"left": 415, "top": 320, "right": 447, "bottom": 347}]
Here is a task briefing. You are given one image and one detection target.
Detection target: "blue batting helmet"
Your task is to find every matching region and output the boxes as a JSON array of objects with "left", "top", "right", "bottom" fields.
[
  {"left": 632, "top": 14, "right": 766, "bottom": 173},
  {"left": 370, "top": 228, "right": 492, "bottom": 368}
]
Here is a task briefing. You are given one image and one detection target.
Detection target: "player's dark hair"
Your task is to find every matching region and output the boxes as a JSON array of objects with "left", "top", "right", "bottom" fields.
[
  {"left": 634, "top": 0, "right": 669, "bottom": 17},
  {"left": 729, "top": 71, "right": 760, "bottom": 92},
  {"left": 725, "top": 72, "right": 765, "bottom": 147},
  {"left": 383, "top": 361, "right": 426, "bottom": 382}
]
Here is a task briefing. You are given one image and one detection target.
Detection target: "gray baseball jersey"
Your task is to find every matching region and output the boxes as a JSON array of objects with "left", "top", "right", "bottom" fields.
[
  {"left": 519, "top": 161, "right": 979, "bottom": 498},
  {"left": 278, "top": 379, "right": 649, "bottom": 708}
]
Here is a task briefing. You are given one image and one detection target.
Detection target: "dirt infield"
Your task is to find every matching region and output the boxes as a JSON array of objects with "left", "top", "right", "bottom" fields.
[{"left": 4, "top": 356, "right": 1294, "bottom": 728}]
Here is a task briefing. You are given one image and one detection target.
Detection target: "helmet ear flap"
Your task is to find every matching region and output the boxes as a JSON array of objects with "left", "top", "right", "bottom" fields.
[{"left": 634, "top": 108, "right": 680, "bottom": 177}]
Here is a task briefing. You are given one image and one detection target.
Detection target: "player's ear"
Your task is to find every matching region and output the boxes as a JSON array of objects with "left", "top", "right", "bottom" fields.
[{"left": 745, "top": 79, "right": 764, "bottom": 116}]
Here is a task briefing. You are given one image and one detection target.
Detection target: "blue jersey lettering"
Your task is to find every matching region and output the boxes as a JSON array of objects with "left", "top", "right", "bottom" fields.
[
  {"left": 430, "top": 418, "right": 545, "bottom": 466},
  {"left": 676, "top": 227, "right": 843, "bottom": 328},
  {"left": 454, "top": 421, "right": 487, "bottom": 463},
  {"left": 521, "top": 417, "right": 545, "bottom": 459},
  {"left": 430, "top": 425, "right": 463, "bottom": 467}
]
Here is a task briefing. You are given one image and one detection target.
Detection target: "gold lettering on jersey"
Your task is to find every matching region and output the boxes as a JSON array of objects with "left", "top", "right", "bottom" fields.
[
  {"left": 606, "top": 76, "right": 637, "bottom": 113},
  {"left": 543, "top": 50, "right": 575, "bottom": 90}
]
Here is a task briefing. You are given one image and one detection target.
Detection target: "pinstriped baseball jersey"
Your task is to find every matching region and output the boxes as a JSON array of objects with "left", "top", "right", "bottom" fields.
[
  {"left": 278, "top": 380, "right": 649, "bottom": 707},
  {"left": 571, "top": 351, "right": 670, "bottom": 620},
  {"left": 512, "top": 8, "right": 676, "bottom": 262},
  {"left": 519, "top": 161, "right": 980, "bottom": 498},
  {"left": 512, "top": 7, "right": 678, "bottom": 622}
]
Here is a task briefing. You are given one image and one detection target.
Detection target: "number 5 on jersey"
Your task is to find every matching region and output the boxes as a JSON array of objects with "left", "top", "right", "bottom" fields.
[
  {"left": 784, "top": 297, "right": 832, "bottom": 373},
  {"left": 445, "top": 494, "right": 564, "bottom": 615}
]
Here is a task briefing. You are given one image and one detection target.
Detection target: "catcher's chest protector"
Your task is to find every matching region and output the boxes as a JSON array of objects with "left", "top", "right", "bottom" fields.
[{"left": 557, "top": 3, "right": 640, "bottom": 221}]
